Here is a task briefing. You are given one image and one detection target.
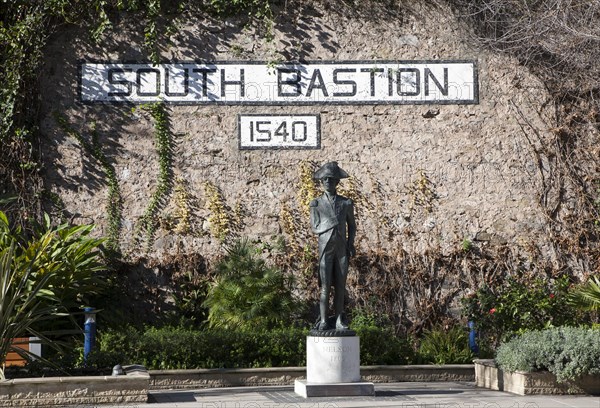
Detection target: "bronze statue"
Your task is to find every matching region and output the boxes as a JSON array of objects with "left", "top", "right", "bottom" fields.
[{"left": 310, "top": 162, "right": 356, "bottom": 331}]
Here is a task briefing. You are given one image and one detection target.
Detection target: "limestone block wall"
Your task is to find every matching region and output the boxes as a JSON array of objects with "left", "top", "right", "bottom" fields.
[
  {"left": 38, "top": 1, "right": 556, "bottom": 261},
  {"left": 474, "top": 360, "right": 600, "bottom": 395},
  {"left": 147, "top": 365, "right": 474, "bottom": 390},
  {"left": 0, "top": 367, "right": 149, "bottom": 406}
]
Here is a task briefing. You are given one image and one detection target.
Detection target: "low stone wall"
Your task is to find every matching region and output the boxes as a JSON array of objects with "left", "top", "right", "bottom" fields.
[
  {"left": 475, "top": 359, "right": 600, "bottom": 395},
  {"left": 0, "top": 364, "right": 476, "bottom": 404},
  {"left": 149, "top": 365, "right": 475, "bottom": 390},
  {"left": 361, "top": 365, "right": 474, "bottom": 383},
  {"left": 149, "top": 367, "right": 304, "bottom": 390},
  {"left": 0, "top": 365, "right": 149, "bottom": 407}
]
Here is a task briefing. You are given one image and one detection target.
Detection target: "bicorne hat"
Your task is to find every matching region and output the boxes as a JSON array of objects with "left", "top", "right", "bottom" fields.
[{"left": 314, "top": 161, "right": 349, "bottom": 180}]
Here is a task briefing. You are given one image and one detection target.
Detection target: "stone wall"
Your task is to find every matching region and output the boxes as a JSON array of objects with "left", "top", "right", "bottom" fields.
[
  {"left": 474, "top": 360, "right": 600, "bottom": 395},
  {"left": 148, "top": 365, "right": 474, "bottom": 390},
  {"left": 38, "top": 1, "right": 556, "bottom": 264},
  {"left": 0, "top": 366, "right": 149, "bottom": 406}
]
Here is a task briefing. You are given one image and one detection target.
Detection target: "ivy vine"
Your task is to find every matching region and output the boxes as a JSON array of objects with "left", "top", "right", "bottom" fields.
[
  {"left": 137, "top": 101, "right": 174, "bottom": 252},
  {"left": 54, "top": 113, "right": 123, "bottom": 252},
  {"left": 143, "top": 0, "right": 161, "bottom": 64},
  {"left": 0, "top": 0, "right": 274, "bottom": 229},
  {"left": 55, "top": 103, "right": 174, "bottom": 254}
]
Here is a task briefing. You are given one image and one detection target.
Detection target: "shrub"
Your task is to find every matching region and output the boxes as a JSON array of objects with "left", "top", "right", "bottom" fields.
[
  {"left": 0, "top": 211, "right": 106, "bottom": 378},
  {"left": 0, "top": 211, "right": 106, "bottom": 310},
  {"left": 203, "top": 239, "right": 299, "bottom": 330},
  {"left": 461, "top": 275, "right": 582, "bottom": 347},
  {"left": 95, "top": 322, "right": 417, "bottom": 369},
  {"left": 350, "top": 309, "right": 415, "bottom": 365},
  {"left": 96, "top": 325, "right": 309, "bottom": 369},
  {"left": 354, "top": 326, "right": 414, "bottom": 365},
  {"left": 495, "top": 326, "right": 600, "bottom": 383},
  {"left": 0, "top": 243, "right": 62, "bottom": 379},
  {"left": 418, "top": 325, "right": 475, "bottom": 365}
]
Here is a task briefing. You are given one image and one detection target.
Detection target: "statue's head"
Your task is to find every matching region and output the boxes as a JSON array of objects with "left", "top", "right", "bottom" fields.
[
  {"left": 314, "top": 162, "right": 349, "bottom": 194},
  {"left": 321, "top": 177, "right": 339, "bottom": 194},
  {"left": 314, "top": 161, "right": 349, "bottom": 180}
]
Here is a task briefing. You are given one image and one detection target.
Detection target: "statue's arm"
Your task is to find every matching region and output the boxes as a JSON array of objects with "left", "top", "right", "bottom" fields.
[
  {"left": 346, "top": 200, "right": 356, "bottom": 256},
  {"left": 309, "top": 199, "right": 320, "bottom": 234}
]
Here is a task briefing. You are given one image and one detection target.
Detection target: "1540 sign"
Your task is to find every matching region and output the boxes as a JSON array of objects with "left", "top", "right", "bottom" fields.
[{"left": 238, "top": 115, "right": 320, "bottom": 150}]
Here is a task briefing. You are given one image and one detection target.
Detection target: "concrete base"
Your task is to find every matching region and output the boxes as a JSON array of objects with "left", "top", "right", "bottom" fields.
[
  {"left": 296, "top": 335, "right": 375, "bottom": 398},
  {"left": 294, "top": 379, "right": 375, "bottom": 397},
  {"left": 306, "top": 335, "right": 360, "bottom": 383}
]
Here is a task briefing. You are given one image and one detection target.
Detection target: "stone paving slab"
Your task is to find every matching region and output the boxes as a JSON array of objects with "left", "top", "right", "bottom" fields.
[{"left": 111, "top": 382, "right": 600, "bottom": 408}]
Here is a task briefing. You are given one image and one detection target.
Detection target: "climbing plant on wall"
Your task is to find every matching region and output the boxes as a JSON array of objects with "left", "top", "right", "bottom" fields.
[
  {"left": 0, "top": 0, "right": 274, "bottom": 230},
  {"left": 54, "top": 114, "right": 123, "bottom": 252},
  {"left": 136, "top": 102, "right": 175, "bottom": 252},
  {"left": 1, "top": 0, "right": 599, "bottom": 337}
]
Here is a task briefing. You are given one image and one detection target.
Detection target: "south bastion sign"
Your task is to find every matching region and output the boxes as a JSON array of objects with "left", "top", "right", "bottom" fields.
[{"left": 79, "top": 60, "right": 478, "bottom": 105}]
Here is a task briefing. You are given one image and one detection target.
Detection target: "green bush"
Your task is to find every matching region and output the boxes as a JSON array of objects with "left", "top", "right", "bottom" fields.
[
  {"left": 350, "top": 309, "right": 415, "bottom": 365},
  {"left": 96, "top": 326, "right": 309, "bottom": 369},
  {"left": 0, "top": 211, "right": 106, "bottom": 378},
  {"left": 354, "top": 326, "right": 414, "bottom": 365},
  {"left": 203, "top": 239, "right": 299, "bottom": 330},
  {"left": 0, "top": 211, "right": 106, "bottom": 310},
  {"left": 495, "top": 326, "right": 600, "bottom": 383},
  {"left": 95, "top": 322, "right": 417, "bottom": 369},
  {"left": 418, "top": 325, "right": 475, "bottom": 365},
  {"left": 461, "top": 275, "right": 583, "bottom": 347},
  {"left": 0, "top": 243, "right": 62, "bottom": 379}
]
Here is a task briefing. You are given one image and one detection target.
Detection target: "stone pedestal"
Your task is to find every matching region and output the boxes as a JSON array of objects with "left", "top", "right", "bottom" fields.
[{"left": 294, "top": 335, "right": 375, "bottom": 398}]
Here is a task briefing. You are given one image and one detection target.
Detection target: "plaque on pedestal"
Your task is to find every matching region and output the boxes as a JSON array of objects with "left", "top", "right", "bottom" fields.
[{"left": 294, "top": 335, "right": 375, "bottom": 397}]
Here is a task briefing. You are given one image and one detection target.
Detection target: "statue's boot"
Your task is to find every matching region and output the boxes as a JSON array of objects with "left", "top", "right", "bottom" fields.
[
  {"left": 335, "top": 314, "right": 349, "bottom": 330},
  {"left": 334, "top": 289, "right": 348, "bottom": 330},
  {"left": 318, "top": 320, "right": 331, "bottom": 330}
]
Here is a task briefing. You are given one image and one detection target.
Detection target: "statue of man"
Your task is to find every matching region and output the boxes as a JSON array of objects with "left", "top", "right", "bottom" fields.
[{"left": 310, "top": 162, "right": 356, "bottom": 331}]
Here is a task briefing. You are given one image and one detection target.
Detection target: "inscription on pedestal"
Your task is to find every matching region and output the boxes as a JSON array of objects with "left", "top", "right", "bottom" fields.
[{"left": 306, "top": 336, "right": 361, "bottom": 384}]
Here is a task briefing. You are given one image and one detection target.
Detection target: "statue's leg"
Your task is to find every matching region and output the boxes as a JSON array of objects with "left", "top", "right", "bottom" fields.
[
  {"left": 319, "top": 251, "right": 333, "bottom": 329},
  {"left": 334, "top": 245, "right": 349, "bottom": 329}
]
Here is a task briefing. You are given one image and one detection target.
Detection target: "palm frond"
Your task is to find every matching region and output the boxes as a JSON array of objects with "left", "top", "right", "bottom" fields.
[
  {"left": 568, "top": 276, "right": 600, "bottom": 311},
  {"left": 203, "top": 239, "right": 298, "bottom": 330},
  {"left": 0, "top": 210, "right": 101, "bottom": 379},
  {"left": 0, "top": 243, "right": 64, "bottom": 379}
]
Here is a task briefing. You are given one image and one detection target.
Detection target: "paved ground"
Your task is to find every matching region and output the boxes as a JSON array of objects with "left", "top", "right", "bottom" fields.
[{"left": 125, "top": 382, "right": 600, "bottom": 408}]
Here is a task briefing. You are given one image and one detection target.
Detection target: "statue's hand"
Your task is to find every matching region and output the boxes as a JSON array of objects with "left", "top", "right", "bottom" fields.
[{"left": 348, "top": 243, "right": 356, "bottom": 257}]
